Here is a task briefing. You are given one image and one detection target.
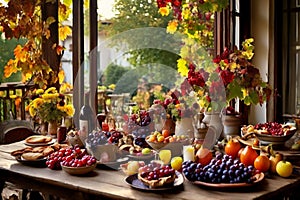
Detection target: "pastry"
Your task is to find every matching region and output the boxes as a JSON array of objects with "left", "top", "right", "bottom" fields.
[
  {"left": 21, "top": 152, "right": 44, "bottom": 161},
  {"left": 137, "top": 162, "right": 177, "bottom": 188},
  {"left": 42, "top": 146, "right": 55, "bottom": 156},
  {"left": 25, "top": 135, "right": 52, "bottom": 144},
  {"left": 11, "top": 147, "right": 33, "bottom": 156},
  {"left": 32, "top": 146, "right": 46, "bottom": 153}
]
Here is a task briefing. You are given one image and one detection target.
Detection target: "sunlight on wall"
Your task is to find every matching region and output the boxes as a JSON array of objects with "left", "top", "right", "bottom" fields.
[{"left": 98, "top": 0, "right": 116, "bottom": 20}]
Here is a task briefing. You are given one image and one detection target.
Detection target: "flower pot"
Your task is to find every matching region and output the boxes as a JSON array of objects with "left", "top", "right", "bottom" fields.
[
  {"left": 48, "top": 121, "right": 58, "bottom": 137},
  {"left": 175, "top": 117, "right": 195, "bottom": 139},
  {"left": 222, "top": 114, "right": 241, "bottom": 138}
]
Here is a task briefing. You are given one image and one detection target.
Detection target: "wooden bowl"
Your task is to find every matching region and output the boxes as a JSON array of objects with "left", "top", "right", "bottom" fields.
[
  {"left": 254, "top": 127, "right": 297, "bottom": 144},
  {"left": 61, "top": 163, "right": 96, "bottom": 175}
]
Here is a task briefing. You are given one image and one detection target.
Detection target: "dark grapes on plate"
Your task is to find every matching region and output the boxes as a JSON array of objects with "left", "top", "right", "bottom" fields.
[{"left": 182, "top": 154, "right": 258, "bottom": 184}]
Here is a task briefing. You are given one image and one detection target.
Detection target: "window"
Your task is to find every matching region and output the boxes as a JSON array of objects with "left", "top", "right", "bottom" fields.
[{"left": 275, "top": 0, "right": 300, "bottom": 119}]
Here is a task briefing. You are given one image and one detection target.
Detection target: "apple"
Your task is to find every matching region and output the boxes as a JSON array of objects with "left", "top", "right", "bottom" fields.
[
  {"left": 269, "top": 153, "right": 283, "bottom": 173},
  {"left": 142, "top": 148, "right": 151, "bottom": 155},
  {"left": 276, "top": 160, "right": 293, "bottom": 178}
]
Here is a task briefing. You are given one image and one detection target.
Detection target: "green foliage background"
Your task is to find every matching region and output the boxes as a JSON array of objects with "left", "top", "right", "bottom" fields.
[
  {"left": 106, "top": 0, "right": 180, "bottom": 69},
  {"left": 0, "top": 33, "right": 26, "bottom": 83}
]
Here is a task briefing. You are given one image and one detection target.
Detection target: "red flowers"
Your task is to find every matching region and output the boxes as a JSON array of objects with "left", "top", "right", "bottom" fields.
[{"left": 187, "top": 63, "right": 209, "bottom": 88}]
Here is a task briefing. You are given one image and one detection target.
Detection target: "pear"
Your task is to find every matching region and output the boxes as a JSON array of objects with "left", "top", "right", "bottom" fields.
[{"left": 269, "top": 152, "right": 283, "bottom": 173}]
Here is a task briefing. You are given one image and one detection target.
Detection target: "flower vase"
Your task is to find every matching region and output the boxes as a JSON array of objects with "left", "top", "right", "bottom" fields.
[
  {"left": 162, "top": 118, "right": 176, "bottom": 134},
  {"left": 194, "top": 113, "right": 208, "bottom": 140},
  {"left": 48, "top": 121, "right": 58, "bottom": 137},
  {"left": 40, "top": 122, "right": 48, "bottom": 135},
  {"left": 175, "top": 117, "right": 195, "bottom": 139},
  {"left": 221, "top": 114, "right": 241, "bottom": 138},
  {"left": 202, "top": 112, "right": 223, "bottom": 140}
]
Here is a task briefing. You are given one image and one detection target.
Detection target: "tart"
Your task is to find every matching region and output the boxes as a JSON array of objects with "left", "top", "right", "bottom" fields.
[{"left": 137, "top": 165, "right": 177, "bottom": 188}]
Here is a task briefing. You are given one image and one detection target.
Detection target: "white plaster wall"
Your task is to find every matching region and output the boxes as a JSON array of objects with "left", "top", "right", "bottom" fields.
[{"left": 249, "top": 0, "right": 270, "bottom": 124}]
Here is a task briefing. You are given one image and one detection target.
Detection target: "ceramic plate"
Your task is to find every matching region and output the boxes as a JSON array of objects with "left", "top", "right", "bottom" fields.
[
  {"left": 186, "top": 172, "right": 264, "bottom": 188},
  {"left": 125, "top": 171, "right": 184, "bottom": 191},
  {"left": 15, "top": 156, "right": 47, "bottom": 167},
  {"left": 24, "top": 139, "right": 55, "bottom": 147}
]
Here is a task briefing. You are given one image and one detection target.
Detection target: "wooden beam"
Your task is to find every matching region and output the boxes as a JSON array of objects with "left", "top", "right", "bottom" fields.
[
  {"left": 89, "top": 0, "right": 98, "bottom": 114},
  {"left": 72, "top": 0, "right": 84, "bottom": 126},
  {"left": 41, "top": 0, "right": 60, "bottom": 89}
]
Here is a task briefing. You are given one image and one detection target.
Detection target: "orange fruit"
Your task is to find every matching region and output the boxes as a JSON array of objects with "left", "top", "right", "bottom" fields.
[
  {"left": 196, "top": 147, "right": 212, "bottom": 166},
  {"left": 224, "top": 138, "right": 242, "bottom": 159},
  {"left": 240, "top": 146, "right": 258, "bottom": 166},
  {"left": 148, "top": 135, "right": 156, "bottom": 142},
  {"left": 162, "top": 129, "right": 170, "bottom": 138},
  {"left": 254, "top": 154, "right": 270, "bottom": 172}
]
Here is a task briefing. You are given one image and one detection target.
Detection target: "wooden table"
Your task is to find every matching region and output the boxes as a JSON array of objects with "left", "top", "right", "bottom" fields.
[{"left": 0, "top": 141, "right": 300, "bottom": 200}]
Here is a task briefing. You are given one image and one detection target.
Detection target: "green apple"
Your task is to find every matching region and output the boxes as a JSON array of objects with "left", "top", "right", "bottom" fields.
[
  {"left": 141, "top": 148, "right": 151, "bottom": 155},
  {"left": 276, "top": 160, "right": 293, "bottom": 178}
]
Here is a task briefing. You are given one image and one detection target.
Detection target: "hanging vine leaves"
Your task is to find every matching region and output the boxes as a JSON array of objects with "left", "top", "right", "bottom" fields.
[{"left": 0, "top": 0, "right": 71, "bottom": 88}]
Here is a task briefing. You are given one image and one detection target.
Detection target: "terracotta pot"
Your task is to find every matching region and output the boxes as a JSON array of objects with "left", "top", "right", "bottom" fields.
[
  {"left": 48, "top": 121, "right": 58, "bottom": 136},
  {"left": 222, "top": 114, "right": 241, "bottom": 138}
]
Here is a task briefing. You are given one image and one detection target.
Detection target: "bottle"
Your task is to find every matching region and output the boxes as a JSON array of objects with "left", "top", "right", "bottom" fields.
[
  {"left": 57, "top": 118, "right": 67, "bottom": 144},
  {"left": 79, "top": 92, "right": 95, "bottom": 140}
]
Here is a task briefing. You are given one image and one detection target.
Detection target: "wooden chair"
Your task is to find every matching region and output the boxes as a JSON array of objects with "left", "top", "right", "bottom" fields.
[
  {"left": 0, "top": 120, "right": 35, "bottom": 144},
  {"left": 0, "top": 120, "right": 38, "bottom": 200}
]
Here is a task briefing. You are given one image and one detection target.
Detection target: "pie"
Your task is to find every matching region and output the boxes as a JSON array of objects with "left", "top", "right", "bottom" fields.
[
  {"left": 138, "top": 172, "right": 177, "bottom": 188},
  {"left": 137, "top": 164, "right": 177, "bottom": 188}
]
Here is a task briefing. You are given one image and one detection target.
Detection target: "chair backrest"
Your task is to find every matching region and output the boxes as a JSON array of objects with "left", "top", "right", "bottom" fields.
[{"left": 0, "top": 120, "right": 35, "bottom": 144}]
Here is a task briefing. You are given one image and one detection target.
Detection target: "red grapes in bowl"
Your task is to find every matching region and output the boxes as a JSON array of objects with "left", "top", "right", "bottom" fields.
[{"left": 46, "top": 145, "right": 96, "bottom": 170}]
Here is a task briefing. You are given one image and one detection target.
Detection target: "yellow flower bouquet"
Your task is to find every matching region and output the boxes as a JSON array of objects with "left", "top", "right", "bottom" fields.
[{"left": 27, "top": 87, "right": 75, "bottom": 123}]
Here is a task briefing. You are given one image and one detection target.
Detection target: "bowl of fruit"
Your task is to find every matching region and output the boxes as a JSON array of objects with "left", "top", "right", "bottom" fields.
[
  {"left": 85, "top": 130, "right": 123, "bottom": 163},
  {"left": 50, "top": 146, "right": 98, "bottom": 175},
  {"left": 241, "top": 122, "right": 297, "bottom": 144},
  {"left": 145, "top": 131, "right": 169, "bottom": 150},
  {"left": 161, "top": 135, "right": 190, "bottom": 157}
]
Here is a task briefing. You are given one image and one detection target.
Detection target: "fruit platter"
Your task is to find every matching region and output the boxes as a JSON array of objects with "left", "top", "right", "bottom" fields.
[
  {"left": 241, "top": 122, "right": 297, "bottom": 145},
  {"left": 145, "top": 130, "right": 190, "bottom": 156},
  {"left": 182, "top": 154, "right": 264, "bottom": 188}
]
